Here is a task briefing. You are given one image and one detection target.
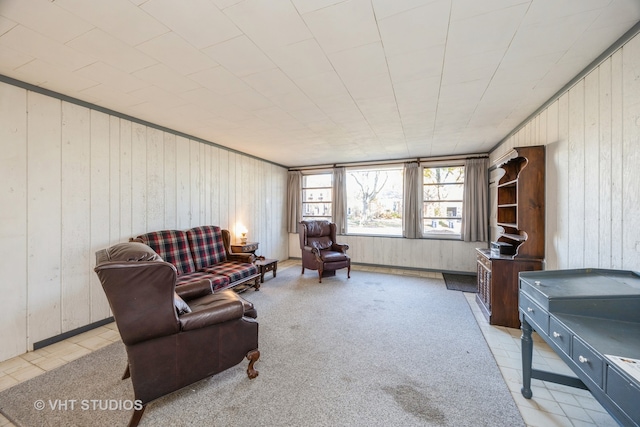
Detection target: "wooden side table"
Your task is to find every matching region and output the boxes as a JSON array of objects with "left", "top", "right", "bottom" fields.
[
  {"left": 254, "top": 258, "right": 277, "bottom": 283},
  {"left": 231, "top": 242, "right": 259, "bottom": 254}
]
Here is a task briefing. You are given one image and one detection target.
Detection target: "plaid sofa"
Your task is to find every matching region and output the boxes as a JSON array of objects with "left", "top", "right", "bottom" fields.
[{"left": 133, "top": 226, "right": 260, "bottom": 298}]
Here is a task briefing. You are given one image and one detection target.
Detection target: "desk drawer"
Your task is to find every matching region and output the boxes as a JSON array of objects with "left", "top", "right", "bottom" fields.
[
  {"left": 519, "top": 293, "right": 548, "bottom": 335},
  {"left": 606, "top": 366, "right": 640, "bottom": 423},
  {"left": 572, "top": 337, "right": 604, "bottom": 388},
  {"left": 548, "top": 318, "right": 571, "bottom": 356},
  {"left": 477, "top": 253, "right": 491, "bottom": 271}
]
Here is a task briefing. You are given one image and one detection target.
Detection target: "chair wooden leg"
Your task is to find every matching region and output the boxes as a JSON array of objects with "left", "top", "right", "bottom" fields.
[
  {"left": 317, "top": 269, "right": 322, "bottom": 283},
  {"left": 246, "top": 349, "right": 260, "bottom": 379},
  {"left": 122, "top": 364, "right": 130, "bottom": 380},
  {"left": 301, "top": 265, "right": 305, "bottom": 274},
  {"left": 348, "top": 264, "right": 351, "bottom": 278},
  {"left": 127, "top": 405, "right": 146, "bottom": 427},
  {"left": 254, "top": 277, "right": 260, "bottom": 291}
]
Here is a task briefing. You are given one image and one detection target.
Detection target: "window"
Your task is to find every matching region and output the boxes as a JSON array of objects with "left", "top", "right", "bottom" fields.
[
  {"left": 346, "top": 167, "right": 403, "bottom": 236},
  {"left": 423, "top": 166, "right": 465, "bottom": 237},
  {"left": 302, "top": 173, "right": 332, "bottom": 221}
]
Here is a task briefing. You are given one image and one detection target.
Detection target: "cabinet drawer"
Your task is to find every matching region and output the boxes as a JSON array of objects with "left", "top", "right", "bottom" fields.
[
  {"left": 548, "top": 318, "right": 572, "bottom": 356},
  {"left": 572, "top": 337, "right": 604, "bottom": 388},
  {"left": 519, "top": 293, "right": 548, "bottom": 335},
  {"left": 477, "top": 254, "right": 491, "bottom": 271},
  {"left": 606, "top": 366, "right": 640, "bottom": 423}
]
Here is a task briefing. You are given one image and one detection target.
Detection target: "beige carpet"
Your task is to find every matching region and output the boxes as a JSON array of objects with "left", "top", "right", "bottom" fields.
[{"left": 0, "top": 267, "right": 524, "bottom": 427}]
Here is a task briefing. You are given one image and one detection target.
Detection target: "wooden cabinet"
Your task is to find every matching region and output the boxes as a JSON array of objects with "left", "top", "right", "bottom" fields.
[{"left": 476, "top": 146, "right": 545, "bottom": 328}]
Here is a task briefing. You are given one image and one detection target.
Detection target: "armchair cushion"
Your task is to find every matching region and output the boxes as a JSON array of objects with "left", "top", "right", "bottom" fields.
[
  {"left": 179, "top": 291, "right": 244, "bottom": 331},
  {"left": 310, "top": 236, "right": 332, "bottom": 251}
]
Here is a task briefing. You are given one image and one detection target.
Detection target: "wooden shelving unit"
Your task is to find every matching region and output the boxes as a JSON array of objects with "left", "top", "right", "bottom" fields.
[{"left": 476, "top": 146, "right": 545, "bottom": 328}]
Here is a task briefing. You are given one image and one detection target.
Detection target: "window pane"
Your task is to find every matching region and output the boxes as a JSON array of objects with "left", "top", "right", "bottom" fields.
[
  {"left": 346, "top": 168, "right": 403, "bottom": 236},
  {"left": 423, "top": 218, "right": 462, "bottom": 235},
  {"left": 423, "top": 202, "right": 462, "bottom": 218},
  {"left": 423, "top": 166, "right": 464, "bottom": 238},
  {"left": 423, "top": 167, "right": 464, "bottom": 184},
  {"left": 303, "top": 188, "right": 332, "bottom": 202},
  {"left": 302, "top": 173, "right": 332, "bottom": 222},
  {"left": 302, "top": 202, "right": 332, "bottom": 218},
  {"left": 303, "top": 174, "right": 331, "bottom": 188},
  {"left": 423, "top": 183, "right": 463, "bottom": 201}
]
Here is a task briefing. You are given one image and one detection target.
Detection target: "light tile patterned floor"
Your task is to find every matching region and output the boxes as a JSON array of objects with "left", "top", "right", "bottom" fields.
[{"left": 0, "top": 261, "right": 620, "bottom": 426}]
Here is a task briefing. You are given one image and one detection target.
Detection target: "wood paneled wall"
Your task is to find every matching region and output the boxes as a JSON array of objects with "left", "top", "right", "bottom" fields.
[
  {"left": 288, "top": 233, "right": 481, "bottom": 273},
  {"left": 491, "top": 32, "right": 640, "bottom": 272},
  {"left": 0, "top": 82, "right": 288, "bottom": 362}
]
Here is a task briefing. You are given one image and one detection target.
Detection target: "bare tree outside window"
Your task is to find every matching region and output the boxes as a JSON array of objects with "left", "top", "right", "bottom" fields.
[
  {"left": 346, "top": 168, "right": 403, "bottom": 235},
  {"left": 423, "top": 166, "right": 465, "bottom": 236}
]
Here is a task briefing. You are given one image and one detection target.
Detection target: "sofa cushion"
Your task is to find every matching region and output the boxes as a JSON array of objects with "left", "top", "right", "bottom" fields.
[
  {"left": 136, "top": 230, "right": 196, "bottom": 276},
  {"left": 186, "top": 226, "right": 227, "bottom": 270},
  {"left": 203, "top": 261, "right": 258, "bottom": 284},
  {"left": 176, "top": 271, "right": 229, "bottom": 293}
]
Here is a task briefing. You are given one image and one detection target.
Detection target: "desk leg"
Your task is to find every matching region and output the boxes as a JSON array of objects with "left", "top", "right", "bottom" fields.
[{"left": 521, "top": 318, "right": 533, "bottom": 399}]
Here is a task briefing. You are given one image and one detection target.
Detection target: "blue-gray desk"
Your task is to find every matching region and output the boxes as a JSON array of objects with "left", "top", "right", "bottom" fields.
[{"left": 519, "top": 269, "right": 640, "bottom": 426}]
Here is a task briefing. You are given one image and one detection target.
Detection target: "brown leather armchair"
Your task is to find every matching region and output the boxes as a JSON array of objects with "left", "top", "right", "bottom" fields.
[
  {"left": 298, "top": 220, "right": 351, "bottom": 283},
  {"left": 94, "top": 242, "right": 259, "bottom": 427}
]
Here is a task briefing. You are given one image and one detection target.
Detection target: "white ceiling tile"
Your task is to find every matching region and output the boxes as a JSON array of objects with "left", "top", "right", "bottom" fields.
[
  {"left": 0, "top": 44, "right": 33, "bottom": 71},
  {"left": 294, "top": 71, "right": 349, "bottom": 101},
  {"left": 141, "top": 0, "right": 241, "bottom": 49},
  {"left": 132, "top": 63, "right": 200, "bottom": 94},
  {"left": 228, "top": 89, "right": 274, "bottom": 111},
  {"left": 371, "top": 0, "right": 439, "bottom": 20},
  {"left": 446, "top": 4, "right": 529, "bottom": 57},
  {"left": 377, "top": 1, "right": 450, "bottom": 56},
  {"left": 0, "top": 25, "right": 94, "bottom": 72},
  {"left": 128, "top": 85, "right": 187, "bottom": 109},
  {"left": 0, "top": 0, "right": 94, "bottom": 43},
  {"left": 268, "top": 39, "right": 334, "bottom": 80},
  {"left": 290, "top": 0, "right": 344, "bottom": 15},
  {"left": 66, "top": 28, "right": 157, "bottom": 73},
  {"left": 78, "top": 84, "right": 144, "bottom": 110},
  {"left": 242, "top": 68, "right": 299, "bottom": 98},
  {"left": 387, "top": 45, "right": 445, "bottom": 83},
  {"left": 223, "top": 0, "right": 311, "bottom": 51},
  {"left": 55, "top": 0, "right": 168, "bottom": 45},
  {"left": 203, "top": 36, "right": 276, "bottom": 77},
  {"left": 302, "top": 0, "right": 380, "bottom": 54},
  {"left": 188, "top": 66, "right": 251, "bottom": 95},
  {"left": 450, "top": 0, "right": 529, "bottom": 21},
  {"left": 522, "top": 0, "right": 611, "bottom": 26},
  {"left": 270, "top": 90, "right": 316, "bottom": 112},
  {"left": 328, "top": 42, "right": 387, "bottom": 81},
  {"left": 0, "top": 15, "right": 18, "bottom": 36},
  {"left": 137, "top": 32, "right": 219, "bottom": 75},
  {"left": 74, "top": 61, "right": 150, "bottom": 94},
  {"left": 13, "top": 58, "right": 98, "bottom": 93}
]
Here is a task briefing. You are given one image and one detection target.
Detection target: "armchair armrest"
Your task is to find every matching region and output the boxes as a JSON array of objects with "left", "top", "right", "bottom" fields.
[
  {"left": 331, "top": 243, "right": 349, "bottom": 253},
  {"left": 179, "top": 299, "right": 244, "bottom": 331},
  {"left": 175, "top": 279, "right": 212, "bottom": 301}
]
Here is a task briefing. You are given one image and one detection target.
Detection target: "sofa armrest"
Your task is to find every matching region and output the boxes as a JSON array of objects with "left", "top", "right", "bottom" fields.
[
  {"left": 179, "top": 299, "right": 243, "bottom": 331},
  {"left": 227, "top": 252, "right": 256, "bottom": 263},
  {"left": 175, "top": 279, "right": 212, "bottom": 301}
]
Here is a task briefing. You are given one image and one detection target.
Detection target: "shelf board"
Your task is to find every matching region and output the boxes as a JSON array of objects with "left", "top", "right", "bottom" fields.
[
  {"left": 498, "top": 179, "right": 517, "bottom": 188},
  {"left": 499, "top": 233, "right": 526, "bottom": 241},
  {"left": 497, "top": 222, "right": 518, "bottom": 228},
  {"left": 498, "top": 204, "right": 517, "bottom": 208}
]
